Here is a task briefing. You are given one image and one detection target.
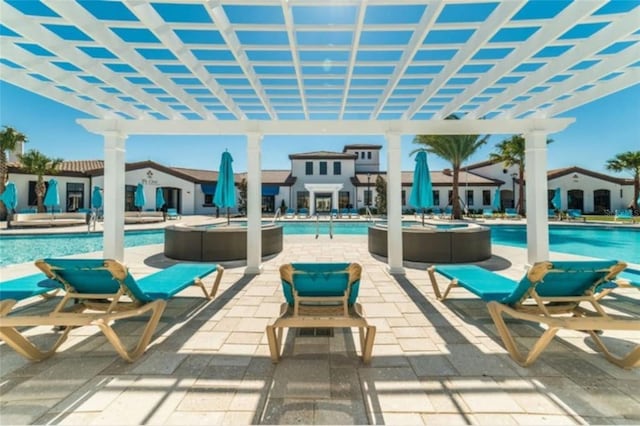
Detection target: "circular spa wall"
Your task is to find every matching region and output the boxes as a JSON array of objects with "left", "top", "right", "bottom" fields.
[
  {"left": 165, "top": 223, "right": 283, "bottom": 261},
  {"left": 368, "top": 223, "right": 491, "bottom": 263}
]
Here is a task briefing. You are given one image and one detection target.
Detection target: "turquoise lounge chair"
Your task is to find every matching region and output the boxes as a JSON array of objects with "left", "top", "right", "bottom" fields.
[
  {"left": 614, "top": 209, "right": 634, "bottom": 222},
  {"left": 0, "top": 259, "right": 224, "bottom": 362},
  {"left": 567, "top": 209, "right": 586, "bottom": 222},
  {"left": 284, "top": 208, "right": 295, "bottom": 219},
  {"left": 266, "top": 262, "right": 376, "bottom": 363},
  {"left": 482, "top": 208, "right": 495, "bottom": 219},
  {"left": 0, "top": 273, "right": 61, "bottom": 311},
  {"left": 548, "top": 209, "right": 557, "bottom": 220},
  {"left": 166, "top": 208, "right": 180, "bottom": 220},
  {"left": 428, "top": 260, "right": 639, "bottom": 368},
  {"left": 504, "top": 208, "right": 520, "bottom": 219},
  {"left": 330, "top": 208, "right": 338, "bottom": 218}
]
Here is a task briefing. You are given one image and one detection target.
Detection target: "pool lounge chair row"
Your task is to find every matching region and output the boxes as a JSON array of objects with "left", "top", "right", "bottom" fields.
[{"left": 2, "top": 258, "right": 637, "bottom": 368}]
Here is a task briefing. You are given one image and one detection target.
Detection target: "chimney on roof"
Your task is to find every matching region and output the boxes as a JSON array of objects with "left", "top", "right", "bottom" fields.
[
  {"left": 7, "top": 141, "right": 24, "bottom": 163},
  {"left": 443, "top": 168, "right": 452, "bottom": 176}
]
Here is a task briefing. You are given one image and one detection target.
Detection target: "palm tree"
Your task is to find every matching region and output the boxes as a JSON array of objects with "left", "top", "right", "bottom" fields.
[
  {"left": 412, "top": 116, "right": 489, "bottom": 219},
  {"left": 18, "top": 150, "right": 63, "bottom": 212},
  {"left": 489, "top": 134, "right": 552, "bottom": 217},
  {"left": 606, "top": 151, "right": 640, "bottom": 211},
  {"left": 0, "top": 126, "right": 27, "bottom": 220}
]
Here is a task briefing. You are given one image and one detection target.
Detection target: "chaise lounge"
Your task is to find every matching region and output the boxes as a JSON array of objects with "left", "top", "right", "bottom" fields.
[
  {"left": 266, "top": 262, "right": 376, "bottom": 364},
  {"left": 428, "top": 260, "right": 638, "bottom": 368},
  {"left": 0, "top": 259, "right": 224, "bottom": 362}
]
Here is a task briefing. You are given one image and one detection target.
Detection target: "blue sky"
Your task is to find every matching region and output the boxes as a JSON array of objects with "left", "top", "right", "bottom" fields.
[{"left": 1, "top": 80, "right": 638, "bottom": 177}]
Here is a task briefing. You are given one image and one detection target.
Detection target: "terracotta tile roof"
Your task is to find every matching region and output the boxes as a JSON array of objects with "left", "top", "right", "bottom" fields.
[
  {"left": 170, "top": 167, "right": 219, "bottom": 182},
  {"left": 289, "top": 151, "right": 356, "bottom": 160},
  {"left": 237, "top": 170, "right": 295, "bottom": 185},
  {"left": 342, "top": 144, "right": 383, "bottom": 151}
]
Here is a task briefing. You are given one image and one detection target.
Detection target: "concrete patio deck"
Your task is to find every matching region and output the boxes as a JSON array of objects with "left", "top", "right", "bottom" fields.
[{"left": 1, "top": 229, "right": 639, "bottom": 424}]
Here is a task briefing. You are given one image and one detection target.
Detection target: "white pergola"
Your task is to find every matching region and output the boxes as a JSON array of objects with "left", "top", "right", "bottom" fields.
[{"left": 1, "top": 0, "right": 638, "bottom": 274}]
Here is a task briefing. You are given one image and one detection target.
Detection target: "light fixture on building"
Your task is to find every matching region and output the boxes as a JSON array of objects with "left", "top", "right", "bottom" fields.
[{"left": 572, "top": 173, "right": 579, "bottom": 182}]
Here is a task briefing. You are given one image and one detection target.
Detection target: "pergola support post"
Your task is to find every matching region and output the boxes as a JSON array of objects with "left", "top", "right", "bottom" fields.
[
  {"left": 524, "top": 130, "right": 550, "bottom": 265},
  {"left": 246, "top": 132, "right": 263, "bottom": 275},
  {"left": 103, "top": 131, "right": 127, "bottom": 261},
  {"left": 385, "top": 132, "right": 404, "bottom": 275}
]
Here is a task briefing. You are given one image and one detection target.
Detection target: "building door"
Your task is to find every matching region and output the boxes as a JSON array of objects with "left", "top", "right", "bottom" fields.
[
  {"left": 125, "top": 185, "right": 136, "bottom": 211},
  {"left": 315, "top": 193, "right": 332, "bottom": 213},
  {"left": 164, "top": 187, "right": 181, "bottom": 212},
  {"left": 66, "top": 182, "right": 84, "bottom": 212},
  {"left": 262, "top": 195, "right": 275, "bottom": 213}
]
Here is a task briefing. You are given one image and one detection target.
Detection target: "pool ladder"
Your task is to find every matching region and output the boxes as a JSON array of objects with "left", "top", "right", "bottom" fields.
[{"left": 315, "top": 213, "right": 333, "bottom": 239}]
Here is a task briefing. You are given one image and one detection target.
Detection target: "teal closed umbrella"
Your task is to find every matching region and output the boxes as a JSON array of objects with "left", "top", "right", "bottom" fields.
[
  {"left": 409, "top": 151, "right": 433, "bottom": 225},
  {"left": 492, "top": 188, "right": 501, "bottom": 211},
  {"left": 156, "top": 187, "right": 165, "bottom": 210},
  {"left": 214, "top": 151, "right": 236, "bottom": 225},
  {"left": 0, "top": 182, "right": 18, "bottom": 213},
  {"left": 552, "top": 188, "right": 562, "bottom": 210},
  {"left": 43, "top": 179, "right": 59, "bottom": 213},
  {"left": 134, "top": 183, "right": 145, "bottom": 211},
  {"left": 91, "top": 186, "right": 102, "bottom": 209}
]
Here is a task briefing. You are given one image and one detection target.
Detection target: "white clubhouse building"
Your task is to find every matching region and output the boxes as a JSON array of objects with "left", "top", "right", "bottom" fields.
[{"left": 6, "top": 143, "right": 636, "bottom": 216}]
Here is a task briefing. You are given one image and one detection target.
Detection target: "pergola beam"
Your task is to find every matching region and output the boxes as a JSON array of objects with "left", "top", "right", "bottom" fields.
[{"left": 78, "top": 117, "right": 574, "bottom": 136}]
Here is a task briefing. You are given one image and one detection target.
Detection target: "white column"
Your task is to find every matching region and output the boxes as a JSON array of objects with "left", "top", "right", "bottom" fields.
[
  {"left": 309, "top": 191, "right": 315, "bottom": 215},
  {"left": 246, "top": 133, "right": 263, "bottom": 275},
  {"left": 524, "top": 130, "right": 550, "bottom": 265},
  {"left": 386, "top": 132, "right": 404, "bottom": 274},
  {"left": 332, "top": 190, "right": 339, "bottom": 211},
  {"left": 103, "top": 131, "right": 127, "bottom": 261}
]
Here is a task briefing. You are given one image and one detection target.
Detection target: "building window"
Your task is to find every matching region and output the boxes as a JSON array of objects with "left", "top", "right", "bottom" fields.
[
  {"left": 333, "top": 161, "right": 341, "bottom": 175},
  {"left": 361, "top": 152, "right": 365, "bottom": 159},
  {"left": 447, "top": 190, "right": 453, "bottom": 205},
  {"left": 364, "top": 190, "right": 372, "bottom": 206},
  {"left": 204, "top": 194, "right": 213, "bottom": 205},
  {"left": 401, "top": 190, "right": 406, "bottom": 206},
  {"left": 367, "top": 152, "right": 372, "bottom": 159},
  {"left": 305, "top": 161, "right": 313, "bottom": 175},
  {"left": 482, "top": 190, "right": 491, "bottom": 205},
  {"left": 66, "top": 182, "right": 84, "bottom": 212},
  {"left": 466, "top": 190, "right": 474, "bottom": 207},
  {"left": 296, "top": 191, "right": 309, "bottom": 209},
  {"left": 319, "top": 161, "right": 327, "bottom": 175},
  {"left": 433, "top": 190, "right": 440, "bottom": 206}
]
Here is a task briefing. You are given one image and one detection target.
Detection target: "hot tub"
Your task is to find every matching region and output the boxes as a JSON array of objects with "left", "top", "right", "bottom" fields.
[
  {"left": 164, "top": 223, "right": 283, "bottom": 262},
  {"left": 368, "top": 222, "right": 491, "bottom": 263}
]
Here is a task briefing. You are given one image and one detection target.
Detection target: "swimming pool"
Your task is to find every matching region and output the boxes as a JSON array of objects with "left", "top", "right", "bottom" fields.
[{"left": 1, "top": 223, "right": 638, "bottom": 267}]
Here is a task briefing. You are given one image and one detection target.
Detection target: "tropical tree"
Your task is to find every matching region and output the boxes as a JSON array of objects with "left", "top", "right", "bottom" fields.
[
  {"left": 0, "top": 126, "right": 27, "bottom": 220},
  {"left": 489, "top": 134, "right": 553, "bottom": 217},
  {"left": 374, "top": 174, "right": 387, "bottom": 215},
  {"left": 606, "top": 150, "right": 640, "bottom": 212},
  {"left": 18, "top": 149, "right": 62, "bottom": 212},
  {"left": 412, "top": 116, "right": 489, "bottom": 219},
  {"left": 237, "top": 177, "right": 247, "bottom": 215}
]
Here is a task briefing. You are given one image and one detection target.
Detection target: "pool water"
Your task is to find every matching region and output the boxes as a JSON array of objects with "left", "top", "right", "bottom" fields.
[{"left": 1, "top": 223, "right": 638, "bottom": 267}]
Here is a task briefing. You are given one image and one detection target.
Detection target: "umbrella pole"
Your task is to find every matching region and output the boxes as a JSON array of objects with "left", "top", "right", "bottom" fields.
[
  {"left": 227, "top": 207, "right": 230, "bottom": 225},
  {"left": 422, "top": 211, "right": 425, "bottom": 226}
]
